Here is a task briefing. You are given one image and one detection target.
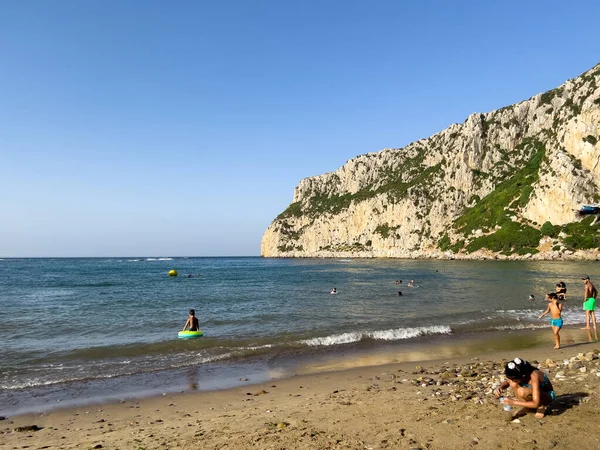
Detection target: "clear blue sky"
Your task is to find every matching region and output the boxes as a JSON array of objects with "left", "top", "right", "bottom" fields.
[{"left": 1, "top": 0, "right": 599, "bottom": 257}]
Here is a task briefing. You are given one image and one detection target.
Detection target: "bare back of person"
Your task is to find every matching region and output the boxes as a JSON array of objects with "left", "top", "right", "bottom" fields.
[
  {"left": 548, "top": 301, "right": 562, "bottom": 319},
  {"left": 585, "top": 281, "right": 594, "bottom": 299},
  {"left": 587, "top": 281, "right": 598, "bottom": 300}
]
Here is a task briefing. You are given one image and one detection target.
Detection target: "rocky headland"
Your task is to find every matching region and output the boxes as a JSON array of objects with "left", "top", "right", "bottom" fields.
[{"left": 262, "top": 63, "right": 600, "bottom": 260}]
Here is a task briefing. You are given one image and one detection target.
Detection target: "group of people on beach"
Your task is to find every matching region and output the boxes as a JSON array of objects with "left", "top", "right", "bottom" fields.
[
  {"left": 537, "top": 275, "right": 597, "bottom": 350},
  {"left": 498, "top": 275, "right": 598, "bottom": 420},
  {"left": 178, "top": 273, "right": 597, "bottom": 422}
]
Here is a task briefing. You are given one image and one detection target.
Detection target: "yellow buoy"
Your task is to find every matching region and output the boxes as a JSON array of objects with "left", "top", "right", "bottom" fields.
[{"left": 168, "top": 270, "right": 178, "bottom": 277}]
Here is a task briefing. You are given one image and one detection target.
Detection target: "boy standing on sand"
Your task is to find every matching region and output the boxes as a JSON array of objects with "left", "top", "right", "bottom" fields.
[
  {"left": 582, "top": 275, "right": 597, "bottom": 330},
  {"left": 539, "top": 292, "right": 563, "bottom": 349}
]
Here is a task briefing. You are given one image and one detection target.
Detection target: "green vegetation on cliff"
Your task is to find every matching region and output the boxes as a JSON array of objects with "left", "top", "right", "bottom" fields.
[
  {"left": 465, "top": 222, "right": 541, "bottom": 255},
  {"left": 375, "top": 223, "right": 400, "bottom": 239},
  {"left": 436, "top": 138, "right": 549, "bottom": 254},
  {"left": 562, "top": 216, "right": 600, "bottom": 250},
  {"left": 454, "top": 138, "right": 545, "bottom": 237},
  {"left": 276, "top": 154, "right": 441, "bottom": 222}
]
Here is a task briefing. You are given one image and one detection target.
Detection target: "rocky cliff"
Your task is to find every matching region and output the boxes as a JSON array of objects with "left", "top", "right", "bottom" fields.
[{"left": 261, "top": 63, "right": 600, "bottom": 260}]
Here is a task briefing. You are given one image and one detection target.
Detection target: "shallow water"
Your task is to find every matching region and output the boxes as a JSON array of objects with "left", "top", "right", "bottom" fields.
[{"left": 0, "top": 257, "right": 597, "bottom": 414}]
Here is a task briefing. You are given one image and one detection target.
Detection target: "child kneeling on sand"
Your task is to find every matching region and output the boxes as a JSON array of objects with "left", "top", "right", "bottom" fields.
[{"left": 494, "top": 358, "right": 555, "bottom": 419}]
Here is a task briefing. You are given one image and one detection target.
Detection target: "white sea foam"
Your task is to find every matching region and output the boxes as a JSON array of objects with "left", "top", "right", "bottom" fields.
[
  {"left": 244, "top": 344, "right": 275, "bottom": 351},
  {"left": 0, "top": 372, "right": 124, "bottom": 390},
  {"left": 195, "top": 353, "right": 232, "bottom": 363},
  {"left": 496, "top": 308, "right": 587, "bottom": 324},
  {"left": 158, "top": 257, "right": 173, "bottom": 261},
  {"left": 495, "top": 309, "right": 542, "bottom": 321},
  {"left": 453, "top": 317, "right": 493, "bottom": 326},
  {"left": 494, "top": 324, "right": 550, "bottom": 331},
  {"left": 301, "top": 332, "right": 362, "bottom": 346},
  {"left": 300, "top": 325, "right": 452, "bottom": 347},
  {"left": 146, "top": 258, "right": 157, "bottom": 261},
  {"left": 369, "top": 325, "right": 452, "bottom": 340}
]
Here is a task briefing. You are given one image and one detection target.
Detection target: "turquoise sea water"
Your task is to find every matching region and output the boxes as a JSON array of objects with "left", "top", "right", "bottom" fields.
[{"left": 0, "top": 257, "right": 597, "bottom": 415}]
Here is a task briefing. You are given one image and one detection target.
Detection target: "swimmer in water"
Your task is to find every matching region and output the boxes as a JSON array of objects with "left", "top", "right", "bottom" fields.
[
  {"left": 330, "top": 287, "right": 337, "bottom": 294},
  {"left": 182, "top": 309, "right": 199, "bottom": 332},
  {"left": 529, "top": 294, "right": 535, "bottom": 302}
]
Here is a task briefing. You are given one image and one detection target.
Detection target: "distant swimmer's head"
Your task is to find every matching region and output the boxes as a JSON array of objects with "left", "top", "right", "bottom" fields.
[
  {"left": 504, "top": 358, "right": 534, "bottom": 381},
  {"left": 528, "top": 294, "right": 535, "bottom": 300},
  {"left": 557, "top": 281, "right": 566, "bottom": 288},
  {"left": 189, "top": 309, "right": 196, "bottom": 316}
]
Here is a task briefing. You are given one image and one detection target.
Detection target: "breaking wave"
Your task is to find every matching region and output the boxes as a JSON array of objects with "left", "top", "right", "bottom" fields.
[{"left": 300, "top": 325, "right": 452, "bottom": 347}]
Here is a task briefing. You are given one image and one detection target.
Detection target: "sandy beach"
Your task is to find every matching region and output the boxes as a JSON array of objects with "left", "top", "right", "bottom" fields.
[{"left": 3, "top": 336, "right": 600, "bottom": 450}]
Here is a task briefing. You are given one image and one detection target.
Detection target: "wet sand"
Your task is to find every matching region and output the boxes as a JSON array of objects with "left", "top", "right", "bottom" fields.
[{"left": 2, "top": 330, "right": 600, "bottom": 450}]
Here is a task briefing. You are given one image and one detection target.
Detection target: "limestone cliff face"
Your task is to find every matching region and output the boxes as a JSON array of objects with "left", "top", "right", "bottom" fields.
[{"left": 262, "top": 64, "right": 600, "bottom": 259}]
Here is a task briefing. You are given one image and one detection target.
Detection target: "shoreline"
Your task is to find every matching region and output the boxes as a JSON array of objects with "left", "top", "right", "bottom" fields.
[
  {"left": 2, "top": 325, "right": 597, "bottom": 418},
  {"left": 3, "top": 338, "right": 600, "bottom": 449},
  {"left": 260, "top": 249, "right": 600, "bottom": 260}
]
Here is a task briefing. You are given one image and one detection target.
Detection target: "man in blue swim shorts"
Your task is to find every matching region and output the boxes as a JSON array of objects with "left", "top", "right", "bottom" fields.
[
  {"left": 539, "top": 292, "right": 563, "bottom": 349},
  {"left": 582, "top": 275, "right": 597, "bottom": 330}
]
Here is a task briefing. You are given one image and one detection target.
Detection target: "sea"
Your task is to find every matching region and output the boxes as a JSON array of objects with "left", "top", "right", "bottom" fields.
[{"left": 0, "top": 257, "right": 597, "bottom": 416}]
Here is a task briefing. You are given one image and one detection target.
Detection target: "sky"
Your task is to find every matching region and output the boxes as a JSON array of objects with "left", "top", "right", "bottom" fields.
[{"left": 1, "top": 0, "right": 599, "bottom": 257}]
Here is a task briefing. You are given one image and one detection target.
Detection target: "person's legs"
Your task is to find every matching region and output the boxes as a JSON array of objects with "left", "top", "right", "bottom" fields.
[
  {"left": 552, "top": 325, "right": 561, "bottom": 349},
  {"left": 506, "top": 380, "right": 533, "bottom": 418},
  {"left": 506, "top": 380, "right": 553, "bottom": 418},
  {"left": 582, "top": 310, "right": 591, "bottom": 329},
  {"left": 514, "top": 385, "right": 532, "bottom": 401},
  {"left": 591, "top": 311, "right": 597, "bottom": 329},
  {"left": 534, "top": 391, "right": 554, "bottom": 418}
]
